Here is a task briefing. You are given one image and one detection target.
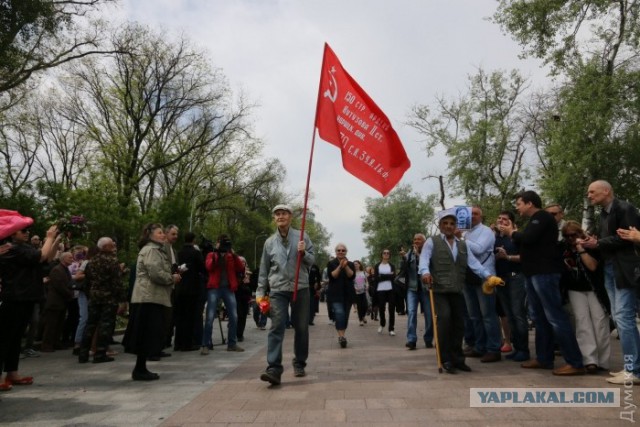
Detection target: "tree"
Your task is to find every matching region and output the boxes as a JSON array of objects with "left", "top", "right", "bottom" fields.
[
  {"left": 495, "top": 1, "right": 640, "bottom": 227},
  {"left": 360, "top": 184, "right": 436, "bottom": 266},
  {"left": 493, "top": 0, "right": 640, "bottom": 76},
  {"left": 408, "top": 68, "right": 533, "bottom": 211},
  {"left": 64, "top": 23, "right": 254, "bottom": 247},
  {"left": 0, "top": 0, "right": 117, "bottom": 95}
]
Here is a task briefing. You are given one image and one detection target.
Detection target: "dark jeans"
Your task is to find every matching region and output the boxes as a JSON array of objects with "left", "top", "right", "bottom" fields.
[
  {"left": 377, "top": 289, "right": 396, "bottom": 331},
  {"left": 496, "top": 273, "right": 529, "bottom": 354},
  {"left": 526, "top": 273, "right": 584, "bottom": 367},
  {"left": 330, "top": 300, "right": 351, "bottom": 330}
]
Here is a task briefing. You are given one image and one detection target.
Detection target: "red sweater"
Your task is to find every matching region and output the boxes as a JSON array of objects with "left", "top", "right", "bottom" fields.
[{"left": 205, "top": 252, "right": 245, "bottom": 291}]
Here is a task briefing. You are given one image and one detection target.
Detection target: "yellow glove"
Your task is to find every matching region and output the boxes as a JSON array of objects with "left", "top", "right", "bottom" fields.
[{"left": 482, "top": 275, "right": 505, "bottom": 295}]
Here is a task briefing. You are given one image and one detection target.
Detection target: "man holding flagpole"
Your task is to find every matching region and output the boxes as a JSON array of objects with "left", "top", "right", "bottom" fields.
[{"left": 256, "top": 204, "right": 315, "bottom": 386}]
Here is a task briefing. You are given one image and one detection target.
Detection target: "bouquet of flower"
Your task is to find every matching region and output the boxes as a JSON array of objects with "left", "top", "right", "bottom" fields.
[
  {"left": 256, "top": 296, "right": 270, "bottom": 315},
  {"left": 58, "top": 215, "right": 89, "bottom": 239}
]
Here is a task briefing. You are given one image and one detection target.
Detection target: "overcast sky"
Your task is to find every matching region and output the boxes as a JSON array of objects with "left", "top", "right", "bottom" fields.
[{"left": 112, "top": 0, "right": 549, "bottom": 260}]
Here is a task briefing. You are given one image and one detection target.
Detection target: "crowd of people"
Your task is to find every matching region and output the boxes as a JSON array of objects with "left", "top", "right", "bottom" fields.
[
  {"left": 275, "top": 181, "right": 640, "bottom": 386},
  {"left": 1, "top": 179, "right": 639, "bottom": 390},
  {"left": 0, "top": 215, "right": 257, "bottom": 386}
]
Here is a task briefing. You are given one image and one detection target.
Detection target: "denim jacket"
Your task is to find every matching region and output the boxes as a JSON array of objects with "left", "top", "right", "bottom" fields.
[{"left": 256, "top": 227, "right": 314, "bottom": 297}]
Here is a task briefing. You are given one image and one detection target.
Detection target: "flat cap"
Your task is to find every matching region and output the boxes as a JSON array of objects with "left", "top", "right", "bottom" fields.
[{"left": 272, "top": 204, "right": 293, "bottom": 214}]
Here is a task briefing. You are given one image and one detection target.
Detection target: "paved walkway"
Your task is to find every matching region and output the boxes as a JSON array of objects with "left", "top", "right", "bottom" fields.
[{"left": 0, "top": 311, "right": 635, "bottom": 426}]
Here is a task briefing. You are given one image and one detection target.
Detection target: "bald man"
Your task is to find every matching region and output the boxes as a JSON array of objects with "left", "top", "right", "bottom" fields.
[{"left": 579, "top": 180, "right": 640, "bottom": 385}]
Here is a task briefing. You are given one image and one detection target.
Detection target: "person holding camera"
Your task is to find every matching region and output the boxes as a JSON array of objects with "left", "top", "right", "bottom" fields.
[{"left": 200, "top": 234, "right": 246, "bottom": 354}]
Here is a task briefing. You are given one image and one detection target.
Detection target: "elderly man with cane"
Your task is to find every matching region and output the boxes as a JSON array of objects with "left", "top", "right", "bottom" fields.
[{"left": 419, "top": 209, "right": 501, "bottom": 374}]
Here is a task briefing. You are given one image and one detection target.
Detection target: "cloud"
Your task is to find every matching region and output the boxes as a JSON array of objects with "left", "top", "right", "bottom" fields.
[{"left": 113, "top": 0, "right": 549, "bottom": 258}]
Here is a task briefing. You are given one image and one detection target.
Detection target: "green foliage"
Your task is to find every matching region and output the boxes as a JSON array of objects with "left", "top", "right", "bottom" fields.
[
  {"left": 493, "top": 0, "right": 639, "bottom": 74},
  {"left": 538, "top": 61, "right": 640, "bottom": 213},
  {"left": 360, "top": 184, "right": 435, "bottom": 266},
  {"left": 408, "top": 68, "right": 532, "bottom": 210},
  {"left": 0, "top": 0, "right": 115, "bottom": 94}
]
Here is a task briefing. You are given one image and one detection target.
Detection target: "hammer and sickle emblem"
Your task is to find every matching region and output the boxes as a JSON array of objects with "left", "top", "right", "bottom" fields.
[{"left": 323, "top": 65, "right": 338, "bottom": 103}]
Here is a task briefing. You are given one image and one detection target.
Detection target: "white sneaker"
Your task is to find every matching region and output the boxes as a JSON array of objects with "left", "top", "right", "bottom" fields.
[
  {"left": 389, "top": 331, "right": 396, "bottom": 336},
  {"left": 606, "top": 373, "right": 640, "bottom": 385},
  {"left": 610, "top": 369, "right": 626, "bottom": 376},
  {"left": 359, "top": 321, "right": 364, "bottom": 326},
  {"left": 377, "top": 326, "right": 383, "bottom": 334}
]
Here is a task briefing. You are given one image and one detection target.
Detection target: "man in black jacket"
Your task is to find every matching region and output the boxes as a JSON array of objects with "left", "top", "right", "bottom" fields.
[
  {"left": 500, "top": 190, "right": 584, "bottom": 376},
  {"left": 580, "top": 180, "right": 640, "bottom": 384}
]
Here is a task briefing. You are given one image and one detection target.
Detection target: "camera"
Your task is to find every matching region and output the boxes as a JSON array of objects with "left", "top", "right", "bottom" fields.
[{"left": 218, "top": 238, "right": 232, "bottom": 253}]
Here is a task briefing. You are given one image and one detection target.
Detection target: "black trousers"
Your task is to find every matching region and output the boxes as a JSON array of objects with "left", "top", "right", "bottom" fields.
[
  {"left": 235, "top": 293, "right": 249, "bottom": 339},
  {"left": 0, "top": 300, "right": 34, "bottom": 373},
  {"left": 433, "top": 292, "right": 466, "bottom": 365},
  {"left": 173, "top": 294, "right": 199, "bottom": 350},
  {"left": 376, "top": 289, "right": 396, "bottom": 331}
]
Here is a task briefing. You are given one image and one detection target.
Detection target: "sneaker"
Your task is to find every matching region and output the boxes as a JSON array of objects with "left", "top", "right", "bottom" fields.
[
  {"left": 293, "top": 366, "right": 306, "bottom": 377},
  {"left": 389, "top": 331, "right": 396, "bottom": 336},
  {"left": 359, "top": 321, "right": 364, "bottom": 326},
  {"left": 406, "top": 342, "right": 416, "bottom": 350},
  {"left": 377, "top": 326, "right": 383, "bottom": 334},
  {"left": 610, "top": 368, "right": 625, "bottom": 376},
  {"left": 260, "top": 369, "right": 281, "bottom": 385},
  {"left": 22, "top": 348, "right": 40, "bottom": 358},
  {"left": 606, "top": 373, "right": 640, "bottom": 385},
  {"left": 200, "top": 346, "right": 209, "bottom": 355},
  {"left": 227, "top": 345, "right": 244, "bottom": 352}
]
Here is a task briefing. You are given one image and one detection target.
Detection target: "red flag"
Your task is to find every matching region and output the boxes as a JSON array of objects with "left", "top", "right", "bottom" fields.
[{"left": 315, "top": 43, "right": 411, "bottom": 196}]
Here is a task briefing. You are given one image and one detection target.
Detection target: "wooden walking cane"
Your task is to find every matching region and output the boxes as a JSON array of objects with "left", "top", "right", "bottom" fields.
[{"left": 428, "top": 284, "right": 443, "bottom": 374}]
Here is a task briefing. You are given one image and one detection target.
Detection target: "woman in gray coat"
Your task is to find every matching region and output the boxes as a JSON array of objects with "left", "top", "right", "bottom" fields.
[{"left": 123, "top": 223, "right": 180, "bottom": 381}]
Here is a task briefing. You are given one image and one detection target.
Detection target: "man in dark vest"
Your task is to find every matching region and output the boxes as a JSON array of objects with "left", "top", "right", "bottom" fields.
[{"left": 419, "top": 209, "right": 494, "bottom": 374}]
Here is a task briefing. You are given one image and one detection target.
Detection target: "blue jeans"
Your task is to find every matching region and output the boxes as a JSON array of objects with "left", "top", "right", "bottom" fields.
[
  {"left": 202, "top": 287, "right": 238, "bottom": 348},
  {"left": 463, "top": 283, "right": 502, "bottom": 353},
  {"left": 496, "top": 273, "right": 529, "bottom": 354},
  {"left": 604, "top": 262, "right": 640, "bottom": 375},
  {"left": 331, "top": 300, "right": 351, "bottom": 330},
  {"left": 267, "top": 288, "right": 309, "bottom": 374},
  {"left": 406, "top": 287, "right": 433, "bottom": 345},
  {"left": 74, "top": 291, "right": 88, "bottom": 344},
  {"left": 526, "top": 273, "right": 583, "bottom": 367}
]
